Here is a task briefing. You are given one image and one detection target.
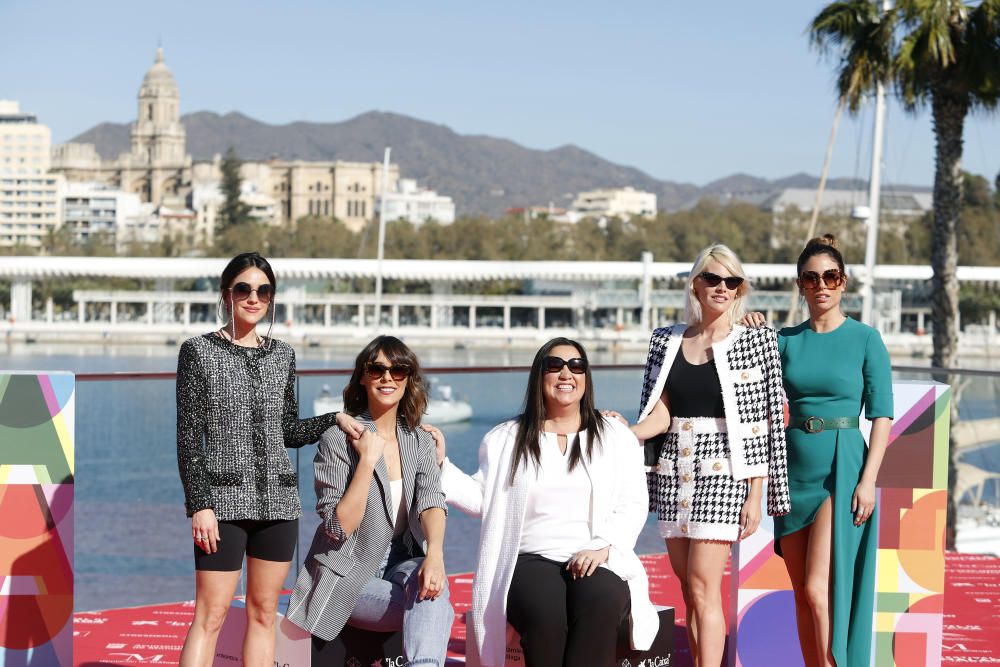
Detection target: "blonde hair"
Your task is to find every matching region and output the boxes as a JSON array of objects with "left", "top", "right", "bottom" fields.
[{"left": 684, "top": 243, "right": 751, "bottom": 325}]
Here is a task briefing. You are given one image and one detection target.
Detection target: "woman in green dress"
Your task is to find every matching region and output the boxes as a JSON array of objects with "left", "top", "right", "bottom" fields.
[{"left": 775, "top": 234, "right": 893, "bottom": 666}]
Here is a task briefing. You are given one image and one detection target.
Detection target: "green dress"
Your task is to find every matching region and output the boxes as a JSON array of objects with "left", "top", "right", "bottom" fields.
[{"left": 774, "top": 317, "right": 893, "bottom": 666}]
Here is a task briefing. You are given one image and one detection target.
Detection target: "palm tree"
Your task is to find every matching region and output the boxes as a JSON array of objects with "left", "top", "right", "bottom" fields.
[{"left": 809, "top": 0, "right": 1000, "bottom": 548}]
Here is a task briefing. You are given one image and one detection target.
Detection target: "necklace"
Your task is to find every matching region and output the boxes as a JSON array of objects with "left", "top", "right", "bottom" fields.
[{"left": 218, "top": 327, "right": 262, "bottom": 348}]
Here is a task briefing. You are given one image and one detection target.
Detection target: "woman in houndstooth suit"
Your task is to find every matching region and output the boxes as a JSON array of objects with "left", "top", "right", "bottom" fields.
[{"left": 628, "top": 244, "right": 790, "bottom": 667}]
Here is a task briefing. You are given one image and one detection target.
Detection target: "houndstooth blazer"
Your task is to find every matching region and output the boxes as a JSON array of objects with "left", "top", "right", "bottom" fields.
[
  {"left": 637, "top": 324, "right": 791, "bottom": 516},
  {"left": 285, "top": 414, "right": 447, "bottom": 642}
]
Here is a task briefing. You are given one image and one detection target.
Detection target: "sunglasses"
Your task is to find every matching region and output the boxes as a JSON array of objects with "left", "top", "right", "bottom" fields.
[
  {"left": 228, "top": 282, "right": 274, "bottom": 303},
  {"left": 699, "top": 271, "right": 745, "bottom": 290},
  {"left": 365, "top": 362, "right": 413, "bottom": 381},
  {"left": 798, "top": 269, "right": 845, "bottom": 290},
  {"left": 542, "top": 356, "right": 588, "bottom": 374}
]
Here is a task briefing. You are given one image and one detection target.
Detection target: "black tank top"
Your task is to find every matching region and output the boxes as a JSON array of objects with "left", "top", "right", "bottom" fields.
[{"left": 665, "top": 346, "right": 726, "bottom": 418}]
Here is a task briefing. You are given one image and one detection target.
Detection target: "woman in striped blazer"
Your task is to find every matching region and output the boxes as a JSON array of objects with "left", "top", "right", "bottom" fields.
[{"left": 287, "top": 336, "right": 453, "bottom": 666}]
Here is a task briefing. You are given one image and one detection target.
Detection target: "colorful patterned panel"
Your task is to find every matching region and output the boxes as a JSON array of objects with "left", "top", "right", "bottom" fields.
[
  {"left": 0, "top": 372, "right": 74, "bottom": 666},
  {"left": 732, "top": 381, "right": 949, "bottom": 667}
]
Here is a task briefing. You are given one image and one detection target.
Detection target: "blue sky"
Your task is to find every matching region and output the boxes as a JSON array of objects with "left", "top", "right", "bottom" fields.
[{"left": 3, "top": 0, "right": 998, "bottom": 187}]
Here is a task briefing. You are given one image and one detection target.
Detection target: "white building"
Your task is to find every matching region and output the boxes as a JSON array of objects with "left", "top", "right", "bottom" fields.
[
  {"left": 378, "top": 178, "right": 455, "bottom": 225},
  {"left": 0, "top": 101, "right": 64, "bottom": 248},
  {"left": 118, "top": 202, "right": 162, "bottom": 249},
  {"left": 63, "top": 182, "right": 143, "bottom": 245},
  {"left": 570, "top": 186, "right": 657, "bottom": 220},
  {"left": 189, "top": 179, "right": 279, "bottom": 247}
]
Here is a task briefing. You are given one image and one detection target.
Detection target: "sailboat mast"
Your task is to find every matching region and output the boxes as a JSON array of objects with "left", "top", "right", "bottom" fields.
[{"left": 860, "top": 0, "right": 890, "bottom": 327}]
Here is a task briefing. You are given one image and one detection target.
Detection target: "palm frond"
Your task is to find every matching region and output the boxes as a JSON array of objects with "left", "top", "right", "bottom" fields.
[
  {"left": 964, "top": 0, "right": 1000, "bottom": 109},
  {"left": 809, "top": 0, "right": 894, "bottom": 111},
  {"left": 895, "top": 0, "right": 1000, "bottom": 110}
]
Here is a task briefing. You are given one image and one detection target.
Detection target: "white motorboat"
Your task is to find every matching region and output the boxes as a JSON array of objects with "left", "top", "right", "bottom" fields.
[
  {"left": 956, "top": 505, "right": 1000, "bottom": 557},
  {"left": 313, "top": 380, "right": 473, "bottom": 424}
]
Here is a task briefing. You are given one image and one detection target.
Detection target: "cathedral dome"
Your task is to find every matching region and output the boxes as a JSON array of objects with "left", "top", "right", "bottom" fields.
[{"left": 141, "top": 48, "right": 178, "bottom": 92}]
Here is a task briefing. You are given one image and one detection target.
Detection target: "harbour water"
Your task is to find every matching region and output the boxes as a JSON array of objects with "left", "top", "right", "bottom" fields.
[{"left": 3, "top": 340, "right": 998, "bottom": 612}]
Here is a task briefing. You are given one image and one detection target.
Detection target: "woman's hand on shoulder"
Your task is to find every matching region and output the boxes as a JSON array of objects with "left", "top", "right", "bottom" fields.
[
  {"left": 350, "top": 430, "right": 387, "bottom": 468},
  {"left": 567, "top": 546, "right": 610, "bottom": 579},
  {"left": 742, "top": 312, "right": 767, "bottom": 328},
  {"left": 335, "top": 412, "right": 365, "bottom": 439},
  {"left": 191, "top": 508, "right": 220, "bottom": 554},
  {"left": 419, "top": 423, "right": 447, "bottom": 466},
  {"left": 599, "top": 410, "right": 629, "bottom": 426}
]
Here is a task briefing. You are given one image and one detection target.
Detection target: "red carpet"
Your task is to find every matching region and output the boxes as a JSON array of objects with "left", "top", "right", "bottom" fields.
[{"left": 73, "top": 552, "right": 1000, "bottom": 666}]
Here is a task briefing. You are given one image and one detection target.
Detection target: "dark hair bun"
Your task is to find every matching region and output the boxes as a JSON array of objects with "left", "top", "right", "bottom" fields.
[{"left": 806, "top": 233, "right": 838, "bottom": 249}]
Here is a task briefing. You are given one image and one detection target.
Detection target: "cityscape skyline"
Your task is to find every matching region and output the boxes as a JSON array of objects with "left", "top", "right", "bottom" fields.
[{"left": 3, "top": 0, "right": 999, "bottom": 188}]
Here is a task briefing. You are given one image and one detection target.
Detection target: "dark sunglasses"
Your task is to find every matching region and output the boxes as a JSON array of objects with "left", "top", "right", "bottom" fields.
[
  {"left": 542, "top": 356, "right": 588, "bottom": 374},
  {"left": 798, "top": 269, "right": 844, "bottom": 290},
  {"left": 699, "top": 271, "right": 745, "bottom": 290},
  {"left": 365, "top": 362, "right": 412, "bottom": 381},
  {"left": 228, "top": 282, "right": 274, "bottom": 303}
]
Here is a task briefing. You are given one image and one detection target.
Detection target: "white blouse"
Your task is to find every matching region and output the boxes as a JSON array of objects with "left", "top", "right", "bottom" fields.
[{"left": 518, "top": 432, "right": 595, "bottom": 562}]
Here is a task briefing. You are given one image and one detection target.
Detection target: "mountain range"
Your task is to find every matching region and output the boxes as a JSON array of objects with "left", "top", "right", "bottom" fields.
[{"left": 71, "top": 110, "right": 926, "bottom": 217}]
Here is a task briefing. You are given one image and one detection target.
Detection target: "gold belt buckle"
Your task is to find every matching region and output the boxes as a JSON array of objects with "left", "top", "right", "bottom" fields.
[{"left": 803, "top": 416, "right": 825, "bottom": 433}]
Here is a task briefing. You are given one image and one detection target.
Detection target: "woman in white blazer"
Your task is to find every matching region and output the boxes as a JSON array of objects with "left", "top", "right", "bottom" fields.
[
  {"left": 286, "top": 336, "right": 454, "bottom": 666},
  {"left": 431, "top": 337, "right": 658, "bottom": 667}
]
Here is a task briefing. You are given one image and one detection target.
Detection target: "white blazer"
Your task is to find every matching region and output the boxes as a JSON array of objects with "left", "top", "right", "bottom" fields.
[{"left": 442, "top": 416, "right": 658, "bottom": 667}]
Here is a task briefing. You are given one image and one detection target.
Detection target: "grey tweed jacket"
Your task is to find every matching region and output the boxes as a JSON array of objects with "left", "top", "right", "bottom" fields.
[
  {"left": 286, "top": 415, "right": 447, "bottom": 642},
  {"left": 175, "top": 333, "right": 336, "bottom": 521}
]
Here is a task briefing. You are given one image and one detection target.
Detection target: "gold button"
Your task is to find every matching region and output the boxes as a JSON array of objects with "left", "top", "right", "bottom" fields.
[
  {"left": 682, "top": 448, "right": 691, "bottom": 457},
  {"left": 680, "top": 499, "right": 690, "bottom": 509},
  {"left": 712, "top": 462, "right": 722, "bottom": 471},
  {"left": 741, "top": 371, "right": 749, "bottom": 381},
  {"left": 752, "top": 426, "right": 760, "bottom": 435},
  {"left": 680, "top": 524, "right": 689, "bottom": 534},
  {"left": 682, "top": 422, "right": 692, "bottom": 431},
  {"left": 682, "top": 474, "right": 692, "bottom": 483}
]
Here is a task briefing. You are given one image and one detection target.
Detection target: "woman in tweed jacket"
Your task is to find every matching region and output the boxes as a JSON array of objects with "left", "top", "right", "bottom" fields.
[
  {"left": 176, "top": 252, "right": 362, "bottom": 667},
  {"left": 287, "top": 336, "right": 453, "bottom": 666},
  {"left": 628, "top": 244, "right": 789, "bottom": 667}
]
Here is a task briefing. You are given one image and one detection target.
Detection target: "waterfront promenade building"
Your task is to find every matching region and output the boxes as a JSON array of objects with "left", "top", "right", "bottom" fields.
[
  {"left": 0, "top": 100, "right": 64, "bottom": 249},
  {"left": 2, "top": 256, "right": 998, "bottom": 354}
]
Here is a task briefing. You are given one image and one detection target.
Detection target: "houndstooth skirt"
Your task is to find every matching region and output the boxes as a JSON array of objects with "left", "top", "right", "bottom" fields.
[{"left": 652, "top": 417, "right": 749, "bottom": 542}]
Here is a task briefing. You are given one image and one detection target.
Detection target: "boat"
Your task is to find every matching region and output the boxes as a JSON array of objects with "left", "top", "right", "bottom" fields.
[
  {"left": 956, "top": 506, "right": 1000, "bottom": 557},
  {"left": 313, "top": 380, "right": 473, "bottom": 424}
]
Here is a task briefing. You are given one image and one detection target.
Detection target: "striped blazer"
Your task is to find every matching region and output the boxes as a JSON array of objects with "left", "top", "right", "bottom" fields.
[{"left": 286, "top": 414, "right": 447, "bottom": 641}]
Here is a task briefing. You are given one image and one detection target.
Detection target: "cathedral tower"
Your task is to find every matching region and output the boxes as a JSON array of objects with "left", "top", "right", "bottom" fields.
[{"left": 129, "top": 47, "right": 187, "bottom": 202}]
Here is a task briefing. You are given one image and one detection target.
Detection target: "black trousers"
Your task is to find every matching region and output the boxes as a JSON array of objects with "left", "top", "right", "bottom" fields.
[{"left": 506, "top": 553, "right": 630, "bottom": 667}]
